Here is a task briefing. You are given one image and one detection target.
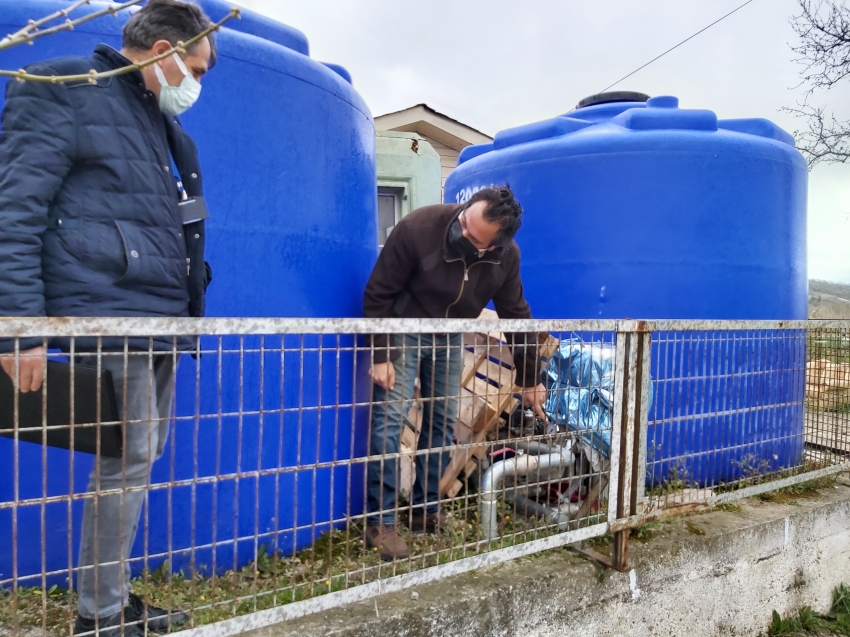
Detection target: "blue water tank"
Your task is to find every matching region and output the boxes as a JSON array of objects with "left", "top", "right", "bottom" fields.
[
  {"left": 0, "top": 0, "right": 376, "bottom": 587},
  {"left": 445, "top": 94, "right": 807, "bottom": 487}
]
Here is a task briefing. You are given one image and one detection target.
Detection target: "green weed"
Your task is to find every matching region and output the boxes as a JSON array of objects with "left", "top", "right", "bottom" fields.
[
  {"left": 630, "top": 519, "right": 666, "bottom": 542},
  {"left": 0, "top": 496, "right": 578, "bottom": 634},
  {"left": 766, "top": 583, "right": 850, "bottom": 636},
  {"left": 767, "top": 606, "right": 829, "bottom": 635},
  {"left": 716, "top": 502, "right": 742, "bottom": 513},
  {"left": 684, "top": 520, "right": 706, "bottom": 536},
  {"left": 758, "top": 475, "right": 837, "bottom": 504}
]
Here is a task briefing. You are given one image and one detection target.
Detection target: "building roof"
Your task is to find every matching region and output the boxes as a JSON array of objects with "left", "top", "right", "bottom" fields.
[{"left": 374, "top": 104, "right": 493, "bottom": 151}]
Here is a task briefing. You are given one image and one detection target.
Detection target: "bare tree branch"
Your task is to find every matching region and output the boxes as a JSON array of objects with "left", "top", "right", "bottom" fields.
[
  {"left": 790, "top": 0, "right": 850, "bottom": 94},
  {"left": 0, "top": 0, "right": 145, "bottom": 53},
  {"left": 0, "top": 0, "right": 93, "bottom": 49},
  {"left": 788, "top": 0, "right": 850, "bottom": 166},
  {"left": 0, "top": 8, "right": 240, "bottom": 85},
  {"left": 783, "top": 101, "right": 850, "bottom": 166}
]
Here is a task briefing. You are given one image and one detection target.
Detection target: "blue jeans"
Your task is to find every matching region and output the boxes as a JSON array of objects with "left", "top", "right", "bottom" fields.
[{"left": 367, "top": 333, "right": 463, "bottom": 525}]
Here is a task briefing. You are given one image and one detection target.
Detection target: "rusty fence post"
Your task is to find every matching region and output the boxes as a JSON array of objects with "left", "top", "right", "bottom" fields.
[{"left": 610, "top": 322, "right": 652, "bottom": 571}]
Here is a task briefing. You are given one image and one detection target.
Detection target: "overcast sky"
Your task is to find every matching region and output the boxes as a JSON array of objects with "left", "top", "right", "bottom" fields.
[{"left": 239, "top": 0, "right": 850, "bottom": 283}]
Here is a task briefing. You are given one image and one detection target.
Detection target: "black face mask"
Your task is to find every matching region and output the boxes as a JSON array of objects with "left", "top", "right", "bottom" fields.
[{"left": 447, "top": 218, "right": 481, "bottom": 257}]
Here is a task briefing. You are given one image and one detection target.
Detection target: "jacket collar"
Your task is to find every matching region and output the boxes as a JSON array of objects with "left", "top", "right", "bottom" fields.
[
  {"left": 93, "top": 44, "right": 147, "bottom": 91},
  {"left": 442, "top": 204, "right": 503, "bottom": 265}
]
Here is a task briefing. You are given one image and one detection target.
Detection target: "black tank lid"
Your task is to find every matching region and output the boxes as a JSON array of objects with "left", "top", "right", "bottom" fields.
[{"left": 576, "top": 91, "right": 650, "bottom": 109}]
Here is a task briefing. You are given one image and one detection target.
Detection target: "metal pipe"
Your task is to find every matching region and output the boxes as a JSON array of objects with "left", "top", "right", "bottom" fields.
[
  {"left": 504, "top": 491, "right": 572, "bottom": 530},
  {"left": 513, "top": 441, "right": 555, "bottom": 455},
  {"left": 479, "top": 450, "right": 571, "bottom": 541}
]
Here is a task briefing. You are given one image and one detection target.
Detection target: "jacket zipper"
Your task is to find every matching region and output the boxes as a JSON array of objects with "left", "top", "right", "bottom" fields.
[{"left": 444, "top": 257, "right": 500, "bottom": 318}]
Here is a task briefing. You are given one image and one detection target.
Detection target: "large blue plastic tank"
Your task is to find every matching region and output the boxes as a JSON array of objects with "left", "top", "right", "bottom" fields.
[
  {"left": 445, "top": 94, "right": 807, "bottom": 488},
  {"left": 0, "top": 0, "right": 376, "bottom": 587}
]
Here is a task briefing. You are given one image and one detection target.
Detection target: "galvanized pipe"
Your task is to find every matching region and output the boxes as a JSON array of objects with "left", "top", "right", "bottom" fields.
[{"left": 479, "top": 450, "right": 571, "bottom": 541}]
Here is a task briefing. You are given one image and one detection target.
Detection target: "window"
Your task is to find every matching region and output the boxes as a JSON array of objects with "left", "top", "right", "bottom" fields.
[{"left": 377, "top": 187, "right": 403, "bottom": 247}]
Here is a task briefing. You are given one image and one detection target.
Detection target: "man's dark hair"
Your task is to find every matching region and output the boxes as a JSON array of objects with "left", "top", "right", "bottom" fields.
[
  {"left": 466, "top": 186, "right": 523, "bottom": 245},
  {"left": 123, "top": 0, "right": 217, "bottom": 67}
]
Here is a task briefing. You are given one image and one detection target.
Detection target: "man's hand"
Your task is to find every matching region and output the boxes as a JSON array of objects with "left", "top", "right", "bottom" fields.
[
  {"left": 522, "top": 382, "right": 548, "bottom": 422},
  {"left": 369, "top": 361, "right": 396, "bottom": 391},
  {"left": 0, "top": 346, "right": 47, "bottom": 393}
]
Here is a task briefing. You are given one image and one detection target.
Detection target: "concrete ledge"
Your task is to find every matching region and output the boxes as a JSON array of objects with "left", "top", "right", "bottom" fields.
[{"left": 255, "top": 475, "right": 850, "bottom": 637}]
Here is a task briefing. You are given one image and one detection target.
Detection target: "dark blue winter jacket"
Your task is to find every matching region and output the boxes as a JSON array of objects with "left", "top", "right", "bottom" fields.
[{"left": 0, "top": 45, "right": 210, "bottom": 353}]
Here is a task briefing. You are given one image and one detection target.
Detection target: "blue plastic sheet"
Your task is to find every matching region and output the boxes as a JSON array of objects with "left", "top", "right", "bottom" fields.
[{"left": 543, "top": 337, "right": 616, "bottom": 456}]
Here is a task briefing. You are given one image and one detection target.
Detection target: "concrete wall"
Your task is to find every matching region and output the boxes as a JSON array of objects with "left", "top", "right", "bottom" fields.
[
  {"left": 414, "top": 133, "right": 458, "bottom": 194},
  {"left": 376, "top": 131, "right": 442, "bottom": 216},
  {"left": 261, "top": 476, "right": 850, "bottom": 637}
]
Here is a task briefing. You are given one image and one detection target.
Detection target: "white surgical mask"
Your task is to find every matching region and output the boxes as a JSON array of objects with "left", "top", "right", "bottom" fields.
[{"left": 153, "top": 53, "right": 201, "bottom": 116}]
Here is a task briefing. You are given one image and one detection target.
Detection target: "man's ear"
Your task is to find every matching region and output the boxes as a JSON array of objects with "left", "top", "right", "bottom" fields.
[{"left": 151, "top": 39, "right": 175, "bottom": 57}]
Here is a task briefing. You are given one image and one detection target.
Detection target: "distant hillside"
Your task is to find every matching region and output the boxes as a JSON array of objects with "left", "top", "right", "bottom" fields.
[
  {"left": 810, "top": 280, "right": 850, "bottom": 302},
  {"left": 809, "top": 292, "right": 850, "bottom": 319},
  {"left": 809, "top": 280, "right": 850, "bottom": 319}
]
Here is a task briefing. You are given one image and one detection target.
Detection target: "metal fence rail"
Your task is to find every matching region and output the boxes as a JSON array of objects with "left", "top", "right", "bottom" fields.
[{"left": 0, "top": 317, "right": 847, "bottom": 637}]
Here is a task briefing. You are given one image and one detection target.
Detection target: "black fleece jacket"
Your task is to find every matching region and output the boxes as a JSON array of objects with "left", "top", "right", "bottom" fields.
[{"left": 363, "top": 203, "right": 540, "bottom": 387}]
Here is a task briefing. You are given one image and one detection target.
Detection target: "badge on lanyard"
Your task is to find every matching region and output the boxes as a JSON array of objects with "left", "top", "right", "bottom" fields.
[{"left": 178, "top": 197, "right": 210, "bottom": 225}]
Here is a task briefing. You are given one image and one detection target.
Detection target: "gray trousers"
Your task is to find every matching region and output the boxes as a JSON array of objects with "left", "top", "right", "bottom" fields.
[{"left": 76, "top": 354, "right": 175, "bottom": 620}]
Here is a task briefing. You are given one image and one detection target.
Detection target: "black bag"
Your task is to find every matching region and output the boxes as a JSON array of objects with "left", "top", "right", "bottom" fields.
[{"left": 0, "top": 360, "right": 122, "bottom": 458}]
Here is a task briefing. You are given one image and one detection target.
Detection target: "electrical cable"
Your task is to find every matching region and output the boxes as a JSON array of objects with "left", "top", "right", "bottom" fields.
[{"left": 599, "top": 0, "right": 757, "bottom": 93}]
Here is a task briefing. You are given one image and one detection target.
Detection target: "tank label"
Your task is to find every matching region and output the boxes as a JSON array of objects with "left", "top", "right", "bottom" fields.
[{"left": 454, "top": 184, "right": 492, "bottom": 204}]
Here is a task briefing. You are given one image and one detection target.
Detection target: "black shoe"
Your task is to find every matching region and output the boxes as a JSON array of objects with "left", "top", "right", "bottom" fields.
[
  {"left": 74, "top": 612, "right": 144, "bottom": 637},
  {"left": 125, "top": 593, "right": 188, "bottom": 632}
]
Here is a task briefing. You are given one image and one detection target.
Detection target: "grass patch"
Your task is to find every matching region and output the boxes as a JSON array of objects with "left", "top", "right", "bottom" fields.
[
  {"left": 684, "top": 520, "right": 706, "bottom": 536},
  {"left": 712, "top": 457, "right": 840, "bottom": 496},
  {"left": 629, "top": 519, "right": 667, "bottom": 543},
  {"left": 766, "top": 583, "right": 850, "bottom": 636},
  {"left": 12, "top": 472, "right": 838, "bottom": 635},
  {"left": 583, "top": 533, "right": 612, "bottom": 549},
  {"left": 646, "top": 465, "right": 690, "bottom": 499},
  {"left": 0, "top": 496, "right": 581, "bottom": 634},
  {"left": 758, "top": 475, "right": 838, "bottom": 505},
  {"left": 0, "top": 585, "right": 76, "bottom": 633},
  {"left": 715, "top": 502, "right": 742, "bottom": 513},
  {"left": 828, "top": 402, "right": 850, "bottom": 415},
  {"left": 579, "top": 516, "right": 672, "bottom": 552}
]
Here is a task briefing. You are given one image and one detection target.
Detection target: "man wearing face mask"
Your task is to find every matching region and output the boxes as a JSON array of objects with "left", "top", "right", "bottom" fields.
[
  {"left": 362, "top": 187, "right": 547, "bottom": 561},
  {"left": 0, "top": 1, "right": 214, "bottom": 634}
]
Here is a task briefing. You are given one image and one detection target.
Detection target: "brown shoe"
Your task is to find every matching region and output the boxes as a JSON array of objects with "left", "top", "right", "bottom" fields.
[
  {"left": 410, "top": 509, "right": 449, "bottom": 534},
  {"left": 364, "top": 524, "right": 410, "bottom": 561}
]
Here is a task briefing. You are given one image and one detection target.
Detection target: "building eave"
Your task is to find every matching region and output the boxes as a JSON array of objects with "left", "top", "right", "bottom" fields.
[{"left": 375, "top": 104, "right": 492, "bottom": 150}]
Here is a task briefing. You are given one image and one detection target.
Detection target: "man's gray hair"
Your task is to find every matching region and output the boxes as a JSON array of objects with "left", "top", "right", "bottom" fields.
[{"left": 123, "top": 0, "right": 217, "bottom": 67}]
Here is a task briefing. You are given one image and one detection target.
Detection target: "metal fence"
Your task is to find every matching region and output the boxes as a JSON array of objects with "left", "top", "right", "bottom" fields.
[{"left": 0, "top": 317, "right": 848, "bottom": 636}]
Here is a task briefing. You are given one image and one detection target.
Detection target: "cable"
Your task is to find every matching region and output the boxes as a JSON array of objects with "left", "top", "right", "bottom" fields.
[{"left": 598, "top": 0, "right": 757, "bottom": 93}]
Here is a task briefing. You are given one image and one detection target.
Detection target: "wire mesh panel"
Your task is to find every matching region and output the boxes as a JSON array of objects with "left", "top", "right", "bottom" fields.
[
  {"left": 643, "top": 322, "right": 849, "bottom": 515},
  {"left": 804, "top": 326, "right": 850, "bottom": 464},
  {"left": 0, "top": 317, "right": 619, "bottom": 636}
]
